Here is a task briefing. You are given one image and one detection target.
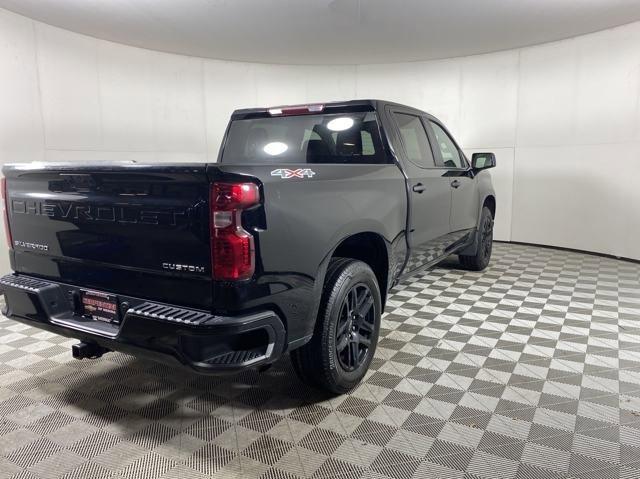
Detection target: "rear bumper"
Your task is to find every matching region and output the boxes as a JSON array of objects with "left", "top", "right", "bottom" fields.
[{"left": 0, "top": 273, "right": 286, "bottom": 374}]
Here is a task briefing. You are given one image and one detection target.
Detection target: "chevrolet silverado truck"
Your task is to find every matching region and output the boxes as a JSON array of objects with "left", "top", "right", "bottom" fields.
[{"left": 0, "top": 100, "right": 496, "bottom": 393}]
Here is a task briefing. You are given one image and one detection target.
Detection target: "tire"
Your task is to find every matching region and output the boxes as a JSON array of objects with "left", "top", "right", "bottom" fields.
[
  {"left": 459, "top": 206, "right": 494, "bottom": 271},
  {"left": 291, "top": 258, "right": 382, "bottom": 394}
]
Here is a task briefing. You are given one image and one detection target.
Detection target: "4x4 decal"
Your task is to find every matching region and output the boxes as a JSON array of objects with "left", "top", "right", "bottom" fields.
[{"left": 270, "top": 168, "right": 316, "bottom": 179}]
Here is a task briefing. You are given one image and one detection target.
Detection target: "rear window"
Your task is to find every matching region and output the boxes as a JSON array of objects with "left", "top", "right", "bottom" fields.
[{"left": 221, "top": 112, "right": 388, "bottom": 164}]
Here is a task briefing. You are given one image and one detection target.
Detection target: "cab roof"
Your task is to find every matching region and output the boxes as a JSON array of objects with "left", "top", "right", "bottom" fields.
[{"left": 230, "top": 99, "right": 429, "bottom": 120}]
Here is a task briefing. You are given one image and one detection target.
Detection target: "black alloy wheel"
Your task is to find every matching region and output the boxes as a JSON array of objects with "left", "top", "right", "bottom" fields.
[
  {"left": 335, "top": 284, "right": 375, "bottom": 372},
  {"left": 482, "top": 214, "right": 494, "bottom": 259},
  {"left": 290, "top": 258, "right": 382, "bottom": 394},
  {"left": 459, "top": 206, "right": 494, "bottom": 271}
]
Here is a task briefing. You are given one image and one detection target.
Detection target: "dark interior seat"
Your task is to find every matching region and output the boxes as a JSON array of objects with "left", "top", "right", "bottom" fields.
[{"left": 305, "top": 138, "right": 332, "bottom": 163}]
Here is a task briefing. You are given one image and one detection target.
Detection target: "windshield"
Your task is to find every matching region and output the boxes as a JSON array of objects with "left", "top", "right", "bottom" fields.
[{"left": 221, "top": 111, "right": 388, "bottom": 164}]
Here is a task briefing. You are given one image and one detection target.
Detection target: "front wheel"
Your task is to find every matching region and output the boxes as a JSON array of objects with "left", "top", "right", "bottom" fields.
[
  {"left": 459, "top": 206, "right": 494, "bottom": 271},
  {"left": 291, "top": 258, "right": 382, "bottom": 394}
]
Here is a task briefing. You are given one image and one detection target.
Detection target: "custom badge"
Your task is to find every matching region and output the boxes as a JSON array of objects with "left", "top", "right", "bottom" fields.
[{"left": 270, "top": 168, "right": 316, "bottom": 179}]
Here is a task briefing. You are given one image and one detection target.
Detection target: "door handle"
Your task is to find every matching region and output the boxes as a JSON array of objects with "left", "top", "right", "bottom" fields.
[
  {"left": 450, "top": 179, "right": 461, "bottom": 189},
  {"left": 412, "top": 183, "right": 426, "bottom": 193}
]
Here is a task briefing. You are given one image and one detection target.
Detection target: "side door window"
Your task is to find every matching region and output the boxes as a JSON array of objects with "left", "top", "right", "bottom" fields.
[
  {"left": 392, "top": 112, "right": 435, "bottom": 168},
  {"left": 428, "top": 121, "right": 465, "bottom": 169}
]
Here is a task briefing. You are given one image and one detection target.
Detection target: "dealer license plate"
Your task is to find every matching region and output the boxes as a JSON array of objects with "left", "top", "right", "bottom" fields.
[{"left": 81, "top": 290, "right": 119, "bottom": 323}]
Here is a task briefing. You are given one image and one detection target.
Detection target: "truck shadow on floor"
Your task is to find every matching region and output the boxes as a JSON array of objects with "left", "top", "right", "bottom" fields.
[{"left": 51, "top": 352, "right": 338, "bottom": 441}]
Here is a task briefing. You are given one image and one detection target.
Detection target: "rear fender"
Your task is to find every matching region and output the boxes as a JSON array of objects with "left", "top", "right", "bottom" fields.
[{"left": 295, "top": 222, "right": 398, "bottom": 347}]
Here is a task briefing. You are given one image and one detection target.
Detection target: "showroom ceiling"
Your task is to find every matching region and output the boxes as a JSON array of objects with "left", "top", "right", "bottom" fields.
[{"left": 2, "top": 0, "right": 640, "bottom": 64}]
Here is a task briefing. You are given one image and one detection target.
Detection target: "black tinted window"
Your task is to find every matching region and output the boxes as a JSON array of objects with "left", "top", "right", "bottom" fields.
[
  {"left": 392, "top": 113, "right": 435, "bottom": 168},
  {"left": 221, "top": 112, "right": 387, "bottom": 164},
  {"left": 429, "top": 121, "right": 465, "bottom": 168}
]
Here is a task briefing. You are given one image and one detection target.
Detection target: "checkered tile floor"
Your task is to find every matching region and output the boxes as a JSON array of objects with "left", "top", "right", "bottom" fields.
[{"left": 1, "top": 243, "right": 640, "bottom": 479}]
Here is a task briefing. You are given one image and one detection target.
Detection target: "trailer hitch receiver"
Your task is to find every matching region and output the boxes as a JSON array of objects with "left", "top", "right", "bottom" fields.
[{"left": 72, "top": 341, "right": 110, "bottom": 360}]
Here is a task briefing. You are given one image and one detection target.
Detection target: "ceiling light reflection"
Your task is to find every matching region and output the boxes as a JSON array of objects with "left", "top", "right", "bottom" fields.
[
  {"left": 327, "top": 117, "right": 354, "bottom": 132},
  {"left": 263, "top": 141, "right": 288, "bottom": 155}
]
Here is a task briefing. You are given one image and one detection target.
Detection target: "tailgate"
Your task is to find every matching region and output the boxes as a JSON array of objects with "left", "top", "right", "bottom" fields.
[{"left": 3, "top": 163, "right": 213, "bottom": 309}]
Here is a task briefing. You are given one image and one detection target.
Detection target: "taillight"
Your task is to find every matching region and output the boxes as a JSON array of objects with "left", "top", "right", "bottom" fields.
[
  {"left": 1, "top": 177, "right": 12, "bottom": 249},
  {"left": 210, "top": 182, "right": 260, "bottom": 280}
]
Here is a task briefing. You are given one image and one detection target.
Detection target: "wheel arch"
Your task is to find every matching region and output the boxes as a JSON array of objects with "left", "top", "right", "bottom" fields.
[
  {"left": 483, "top": 194, "right": 496, "bottom": 219},
  {"left": 459, "top": 193, "right": 497, "bottom": 257},
  {"left": 330, "top": 231, "right": 391, "bottom": 309}
]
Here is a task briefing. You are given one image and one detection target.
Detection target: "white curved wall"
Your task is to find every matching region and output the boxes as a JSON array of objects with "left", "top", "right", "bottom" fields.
[{"left": 1, "top": 8, "right": 639, "bottom": 274}]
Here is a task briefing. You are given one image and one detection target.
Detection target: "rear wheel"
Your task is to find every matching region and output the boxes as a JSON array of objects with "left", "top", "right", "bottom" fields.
[
  {"left": 459, "top": 206, "right": 493, "bottom": 271},
  {"left": 291, "top": 258, "right": 381, "bottom": 394}
]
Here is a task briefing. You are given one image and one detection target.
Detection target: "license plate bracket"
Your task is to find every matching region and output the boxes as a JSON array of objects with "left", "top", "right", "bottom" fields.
[{"left": 80, "top": 290, "right": 120, "bottom": 323}]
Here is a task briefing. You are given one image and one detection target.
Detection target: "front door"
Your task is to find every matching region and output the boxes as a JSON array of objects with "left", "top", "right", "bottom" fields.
[{"left": 427, "top": 120, "right": 478, "bottom": 234}]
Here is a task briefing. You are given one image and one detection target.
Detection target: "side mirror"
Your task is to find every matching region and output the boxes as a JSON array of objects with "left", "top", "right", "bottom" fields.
[{"left": 471, "top": 152, "right": 496, "bottom": 171}]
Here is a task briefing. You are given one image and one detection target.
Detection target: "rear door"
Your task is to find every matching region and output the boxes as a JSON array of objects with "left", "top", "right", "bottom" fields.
[
  {"left": 386, "top": 108, "right": 453, "bottom": 273},
  {"left": 4, "top": 163, "right": 213, "bottom": 309}
]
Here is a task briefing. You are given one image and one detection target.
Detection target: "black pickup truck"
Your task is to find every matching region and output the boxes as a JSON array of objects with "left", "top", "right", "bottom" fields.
[{"left": 0, "top": 100, "right": 495, "bottom": 393}]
